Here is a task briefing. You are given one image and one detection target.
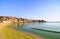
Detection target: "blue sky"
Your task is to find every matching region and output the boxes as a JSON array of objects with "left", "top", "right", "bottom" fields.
[{"left": 0, "top": 0, "right": 60, "bottom": 21}]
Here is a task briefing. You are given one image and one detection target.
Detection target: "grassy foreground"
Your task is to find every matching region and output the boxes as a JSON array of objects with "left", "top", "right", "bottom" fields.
[{"left": 2, "top": 27, "right": 38, "bottom": 39}]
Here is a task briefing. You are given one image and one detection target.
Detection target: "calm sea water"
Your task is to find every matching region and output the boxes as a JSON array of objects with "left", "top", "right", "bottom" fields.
[{"left": 16, "top": 22, "right": 60, "bottom": 39}]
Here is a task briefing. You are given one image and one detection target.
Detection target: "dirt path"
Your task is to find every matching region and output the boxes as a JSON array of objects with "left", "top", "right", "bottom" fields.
[
  {"left": 0, "top": 29, "right": 5, "bottom": 39},
  {"left": 0, "top": 21, "right": 12, "bottom": 39},
  {"left": 0, "top": 23, "right": 6, "bottom": 39}
]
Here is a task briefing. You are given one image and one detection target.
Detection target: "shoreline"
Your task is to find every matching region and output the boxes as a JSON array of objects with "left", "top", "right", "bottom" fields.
[
  {"left": 0, "top": 21, "right": 42, "bottom": 39},
  {"left": 11, "top": 27, "right": 43, "bottom": 39}
]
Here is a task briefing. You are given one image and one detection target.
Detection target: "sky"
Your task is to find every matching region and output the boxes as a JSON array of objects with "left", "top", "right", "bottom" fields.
[{"left": 0, "top": 0, "right": 60, "bottom": 21}]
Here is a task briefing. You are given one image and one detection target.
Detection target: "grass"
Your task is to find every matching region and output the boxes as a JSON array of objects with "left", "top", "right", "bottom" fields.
[{"left": 2, "top": 27, "right": 36, "bottom": 39}]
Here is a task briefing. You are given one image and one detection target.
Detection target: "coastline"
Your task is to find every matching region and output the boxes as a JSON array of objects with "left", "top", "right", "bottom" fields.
[
  {"left": 3, "top": 27, "right": 42, "bottom": 39},
  {"left": 0, "top": 21, "right": 42, "bottom": 39}
]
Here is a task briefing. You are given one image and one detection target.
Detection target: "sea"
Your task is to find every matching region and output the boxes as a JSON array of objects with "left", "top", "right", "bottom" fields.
[{"left": 16, "top": 22, "right": 60, "bottom": 39}]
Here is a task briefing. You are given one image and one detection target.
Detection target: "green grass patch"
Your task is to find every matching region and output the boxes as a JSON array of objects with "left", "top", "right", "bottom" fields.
[{"left": 2, "top": 27, "right": 35, "bottom": 39}]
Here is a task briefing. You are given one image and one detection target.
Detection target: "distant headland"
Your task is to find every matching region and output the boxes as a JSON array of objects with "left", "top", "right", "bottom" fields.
[{"left": 0, "top": 16, "right": 46, "bottom": 23}]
